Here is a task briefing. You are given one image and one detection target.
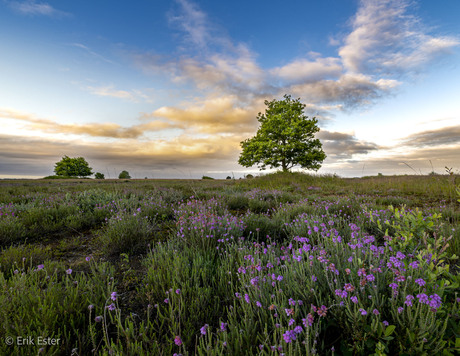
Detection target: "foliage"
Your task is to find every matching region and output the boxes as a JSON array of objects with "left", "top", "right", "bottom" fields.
[
  {"left": 118, "top": 170, "right": 131, "bottom": 179},
  {"left": 202, "top": 176, "right": 214, "bottom": 180},
  {"left": 97, "top": 211, "right": 157, "bottom": 257},
  {"left": 239, "top": 94, "right": 326, "bottom": 172},
  {"left": 94, "top": 172, "right": 105, "bottom": 179},
  {"left": 53, "top": 155, "right": 93, "bottom": 178},
  {"left": 0, "top": 176, "right": 459, "bottom": 355}
]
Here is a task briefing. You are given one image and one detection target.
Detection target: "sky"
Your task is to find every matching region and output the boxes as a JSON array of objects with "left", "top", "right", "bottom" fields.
[{"left": 1, "top": 0, "right": 459, "bottom": 179}]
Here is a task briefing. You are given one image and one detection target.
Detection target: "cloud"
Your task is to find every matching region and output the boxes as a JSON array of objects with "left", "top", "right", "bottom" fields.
[
  {"left": 289, "top": 73, "right": 399, "bottom": 108},
  {"left": 8, "top": 0, "right": 69, "bottom": 17},
  {"left": 271, "top": 57, "right": 343, "bottom": 84},
  {"left": 0, "top": 133, "right": 244, "bottom": 177},
  {"left": 339, "top": 0, "right": 459, "bottom": 74},
  {"left": 148, "top": 95, "right": 262, "bottom": 134},
  {"left": 86, "top": 85, "right": 153, "bottom": 103},
  {"left": 400, "top": 125, "right": 460, "bottom": 147},
  {"left": 72, "top": 43, "right": 116, "bottom": 65},
  {"left": 0, "top": 108, "right": 179, "bottom": 139},
  {"left": 318, "top": 130, "right": 380, "bottom": 159},
  {"left": 168, "top": 0, "right": 210, "bottom": 49}
]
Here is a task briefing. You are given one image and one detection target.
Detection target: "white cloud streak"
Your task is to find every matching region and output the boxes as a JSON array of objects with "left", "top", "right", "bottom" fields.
[{"left": 8, "top": 0, "right": 69, "bottom": 17}]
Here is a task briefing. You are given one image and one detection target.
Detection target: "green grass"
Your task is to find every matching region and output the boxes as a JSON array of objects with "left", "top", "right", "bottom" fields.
[{"left": 0, "top": 172, "right": 458, "bottom": 355}]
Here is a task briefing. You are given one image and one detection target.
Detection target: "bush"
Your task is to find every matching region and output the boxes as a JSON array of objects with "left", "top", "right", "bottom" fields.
[
  {"left": 0, "top": 259, "right": 113, "bottom": 355},
  {"left": 0, "top": 216, "right": 27, "bottom": 246},
  {"left": 97, "top": 213, "right": 156, "bottom": 257},
  {"left": 94, "top": 172, "right": 105, "bottom": 179},
  {"left": 118, "top": 171, "right": 131, "bottom": 179},
  {"left": 202, "top": 176, "right": 214, "bottom": 180}
]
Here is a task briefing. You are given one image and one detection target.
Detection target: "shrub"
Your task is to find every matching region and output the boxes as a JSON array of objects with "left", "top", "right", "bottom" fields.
[
  {"left": 118, "top": 171, "right": 131, "bottom": 179},
  {"left": 97, "top": 213, "right": 156, "bottom": 257},
  {"left": 0, "top": 216, "right": 27, "bottom": 245}
]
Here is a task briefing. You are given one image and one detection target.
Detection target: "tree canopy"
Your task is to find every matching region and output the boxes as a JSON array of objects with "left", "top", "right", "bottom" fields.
[
  {"left": 54, "top": 156, "right": 93, "bottom": 178},
  {"left": 238, "top": 95, "right": 326, "bottom": 172},
  {"left": 118, "top": 170, "right": 131, "bottom": 179}
]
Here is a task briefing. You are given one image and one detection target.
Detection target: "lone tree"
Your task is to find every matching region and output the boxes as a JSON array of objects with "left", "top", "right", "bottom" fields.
[
  {"left": 94, "top": 172, "right": 105, "bottom": 179},
  {"left": 54, "top": 156, "right": 93, "bottom": 178},
  {"left": 239, "top": 95, "right": 326, "bottom": 172},
  {"left": 118, "top": 170, "right": 131, "bottom": 179}
]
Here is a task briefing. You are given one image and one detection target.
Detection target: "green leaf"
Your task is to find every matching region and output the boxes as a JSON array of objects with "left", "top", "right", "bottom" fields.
[{"left": 384, "top": 325, "right": 396, "bottom": 337}]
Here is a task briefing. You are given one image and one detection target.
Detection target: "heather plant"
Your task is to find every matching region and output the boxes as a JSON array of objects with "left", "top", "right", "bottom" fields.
[
  {"left": 97, "top": 211, "right": 157, "bottom": 257},
  {"left": 0, "top": 258, "right": 114, "bottom": 355},
  {"left": 0, "top": 215, "right": 27, "bottom": 245},
  {"left": 174, "top": 202, "right": 245, "bottom": 251},
  {"left": 0, "top": 176, "right": 459, "bottom": 355},
  {"left": 0, "top": 243, "right": 52, "bottom": 278}
]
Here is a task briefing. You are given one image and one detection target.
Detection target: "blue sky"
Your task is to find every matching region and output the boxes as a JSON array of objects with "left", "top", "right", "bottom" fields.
[{"left": 1, "top": 0, "right": 459, "bottom": 178}]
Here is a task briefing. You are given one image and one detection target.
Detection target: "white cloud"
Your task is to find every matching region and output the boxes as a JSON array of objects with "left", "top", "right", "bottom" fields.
[
  {"left": 86, "top": 85, "right": 152, "bottom": 103},
  {"left": 271, "top": 57, "right": 343, "bottom": 84},
  {"left": 339, "top": 0, "right": 459, "bottom": 74},
  {"left": 8, "top": 0, "right": 69, "bottom": 17}
]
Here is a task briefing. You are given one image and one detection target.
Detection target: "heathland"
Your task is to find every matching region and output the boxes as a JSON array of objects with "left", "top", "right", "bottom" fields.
[{"left": 0, "top": 172, "right": 459, "bottom": 355}]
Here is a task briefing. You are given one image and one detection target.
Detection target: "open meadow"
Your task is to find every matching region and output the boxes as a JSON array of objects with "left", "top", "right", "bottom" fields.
[{"left": 0, "top": 172, "right": 459, "bottom": 355}]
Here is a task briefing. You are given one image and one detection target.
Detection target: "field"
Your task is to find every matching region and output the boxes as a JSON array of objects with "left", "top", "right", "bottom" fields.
[{"left": 0, "top": 172, "right": 459, "bottom": 355}]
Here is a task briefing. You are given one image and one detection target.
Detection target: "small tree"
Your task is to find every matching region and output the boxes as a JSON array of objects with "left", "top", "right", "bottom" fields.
[
  {"left": 94, "top": 172, "right": 105, "bottom": 179},
  {"left": 54, "top": 156, "right": 93, "bottom": 178},
  {"left": 238, "top": 95, "right": 326, "bottom": 172},
  {"left": 118, "top": 170, "right": 131, "bottom": 179}
]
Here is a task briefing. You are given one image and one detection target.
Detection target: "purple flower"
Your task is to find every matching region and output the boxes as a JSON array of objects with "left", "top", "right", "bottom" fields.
[
  {"left": 256, "top": 301, "right": 262, "bottom": 308},
  {"left": 111, "top": 292, "right": 117, "bottom": 301},
  {"left": 373, "top": 309, "right": 380, "bottom": 315},
  {"left": 176, "top": 289, "right": 181, "bottom": 294},
  {"left": 235, "top": 292, "right": 241, "bottom": 299},
  {"left": 66, "top": 268, "right": 72, "bottom": 275},
  {"left": 88, "top": 304, "right": 94, "bottom": 310},
  {"left": 220, "top": 322, "right": 227, "bottom": 332},
  {"left": 174, "top": 336, "right": 182, "bottom": 346},
  {"left": 107, "top": 303, "right": 116, "bottom": 311},
  {"left": 351, "top": 296, "right": 358, "bottom": 304},
  {"left": 415, "top": 278, "right": 426, "bottom": 287},
  {"left": 405, "top": 295, "right": 414, "bottom": 307},
  {"left": 397, "top": 307, "right": 404, "bottom": 314},
  {"left": 335, "top": 289, "right": 347, "bottom": 298},
  {"left": 85, "top": 256, "right": 91, "bottom": 262},
  {"left": 428, "top": 294, "right": 442, "bottom": 309},
  {"left": 37, "top": 264, "right": 45, "bottom": 270},
  {"left": 366, "top": 274, "right": 375, "bottom": 282},
  {"left": 200, "top": 324, "right": 208, "bottom": 335},
  {"left": 294, "top": 325, "right": 303, "bottom": 334},
  {"left": 283, "top": 330, "right": 297, "bottom": 343},
  {"left": 389, "top": 283, "right": 398, "bottom": 290},
  {"left": 288, "top": 318, "right": 295, "bottom": 326},
  {"left": 302, "top": 313, "right": 314, "bottom": 327},
  {"left": 311, "top": 275, "right": 317, "bottom": 282},
  {"left": 94, "top": 316, "right": 103, "bottom": 322},
  {"left": 244, "top": 294, "right": 250, "bottom": 303},
  {"left": 417, "top": 293, "right": 429, "bottom": 304},
  {"left": 383, "top": 320, "right": 389, "bottom": 326},
  {"left": 164, "top": 298, "right": 169, "bottom": 304},
  {"left": 359, "top": 308, "right": 367, "bottom": 316}
]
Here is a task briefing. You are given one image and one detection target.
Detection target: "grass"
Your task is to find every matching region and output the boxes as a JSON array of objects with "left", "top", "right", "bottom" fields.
[{"left": 0, "top": 172, "right": 459, "bottom": 355}]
